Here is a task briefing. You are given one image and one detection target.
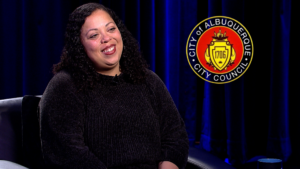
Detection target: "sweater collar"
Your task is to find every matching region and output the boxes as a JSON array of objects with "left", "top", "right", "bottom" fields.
[{"left": 96, "top": 72, "right": 125, "bottom": 86}]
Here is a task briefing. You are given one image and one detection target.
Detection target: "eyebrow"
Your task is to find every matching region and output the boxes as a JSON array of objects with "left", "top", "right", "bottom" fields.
[
  {"left": 105, "top": 21, "right": 114, "bottom": 27},
  {"left": 85, "top": 22, "right": 115, "bottom": 36}
]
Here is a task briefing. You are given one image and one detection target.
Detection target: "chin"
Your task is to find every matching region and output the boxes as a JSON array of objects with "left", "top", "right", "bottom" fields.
[
  {"left": 107, "top": 59, "right": 120, "bottom": 65},
  {"left": 106, "top": 60, "right": 119, "bottom": 66}
]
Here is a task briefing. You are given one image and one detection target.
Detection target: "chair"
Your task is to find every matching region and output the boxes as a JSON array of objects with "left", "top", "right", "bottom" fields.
[
  {"left": 0, "top": 96, "right": 235, "bottom": 169},
  {"left": 0, "top": 97, "right": 23, "bottom": 167}
]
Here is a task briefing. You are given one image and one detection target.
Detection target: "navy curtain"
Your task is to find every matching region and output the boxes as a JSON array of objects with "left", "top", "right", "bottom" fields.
[{"left": 0, "top": 0, "right": 297, "bottom": 167}]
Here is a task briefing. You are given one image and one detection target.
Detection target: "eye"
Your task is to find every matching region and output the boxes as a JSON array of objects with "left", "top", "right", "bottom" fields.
[
  {"left": 89, "top": 34, "right": 98, "bottom": 39},
  {"left": 109, "top": 27, "right": 116, "bottom": 32}
]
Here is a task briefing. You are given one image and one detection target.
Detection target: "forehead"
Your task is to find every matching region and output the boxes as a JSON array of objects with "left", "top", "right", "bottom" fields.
[{"left": 82, "top": 9, "right": 114, "bottom": 30}]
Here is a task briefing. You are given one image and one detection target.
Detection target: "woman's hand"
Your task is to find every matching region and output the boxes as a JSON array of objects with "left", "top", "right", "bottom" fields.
[{"left": 158, "top": 161, "right": 179, "bottom": 169}]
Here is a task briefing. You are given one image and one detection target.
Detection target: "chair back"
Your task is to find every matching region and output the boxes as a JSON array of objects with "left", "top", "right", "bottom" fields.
[
  {"left": 0, "top": 97, "right": 23, "bottom": 163},
  {"left": 21, "top": 95, "right": 44, "bottom": 169}
]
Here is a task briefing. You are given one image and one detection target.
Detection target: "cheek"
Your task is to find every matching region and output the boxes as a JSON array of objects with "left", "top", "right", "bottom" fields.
[
  {"left": 84, "top": 41, "right": 100, "bottom": 52},
  {"left": 119, "top": 35, "right": 123, "bottom": 44},
  {"left": 118, "top": 36, "right": 123, "bottom": 48},
  {"left": 115, "top": 30, "right": 123, "bottom": 43}
]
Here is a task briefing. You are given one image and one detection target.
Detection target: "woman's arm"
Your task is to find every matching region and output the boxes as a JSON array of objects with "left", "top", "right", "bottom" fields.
[
  {"left": 147, "top": 70, "right": 189, "bottom": 169},
  {"left": 39, "top": 71, "right": 106, "bottom": 169}
]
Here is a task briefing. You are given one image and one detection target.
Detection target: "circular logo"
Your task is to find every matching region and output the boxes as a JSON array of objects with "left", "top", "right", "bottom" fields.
[{"left": 186, "top": 16, "right": 253, "bottom": 84}]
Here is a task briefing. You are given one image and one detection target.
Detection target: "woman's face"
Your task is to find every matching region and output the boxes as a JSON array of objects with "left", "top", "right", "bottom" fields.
[{"left": 80, "top": 9, "right": 123, "bottom": 75}]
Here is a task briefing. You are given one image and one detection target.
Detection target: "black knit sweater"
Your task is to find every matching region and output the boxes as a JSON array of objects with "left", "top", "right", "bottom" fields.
[{"left": 39, "top": 70, "right": 189, "bottom": 169}]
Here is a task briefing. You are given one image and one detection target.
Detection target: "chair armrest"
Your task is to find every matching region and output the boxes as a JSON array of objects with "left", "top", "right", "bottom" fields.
[
  {"left": 0, "top": 160, "right": 29, "bottom": 169},
  {"left": 186, "top": 147, "right": 235, "bottom": 169}
]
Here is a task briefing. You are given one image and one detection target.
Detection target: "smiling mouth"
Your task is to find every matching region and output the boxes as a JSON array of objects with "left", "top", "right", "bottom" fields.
[{"left": 102, "top": 45, "right": 116, "bottom": 55}]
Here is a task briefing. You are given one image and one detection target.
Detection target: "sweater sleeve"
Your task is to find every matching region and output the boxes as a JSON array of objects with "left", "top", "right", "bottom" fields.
[
  {"left": 39, "top": 71, "right": 107, "bottom": 169},
  {"left": 147, "top": 70, "right": 189, "bottom": 169}
]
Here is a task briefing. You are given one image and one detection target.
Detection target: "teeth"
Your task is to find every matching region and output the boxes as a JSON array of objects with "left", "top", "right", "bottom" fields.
[{"left": 103, "top": 46, "right": 115, "bottom": 53}]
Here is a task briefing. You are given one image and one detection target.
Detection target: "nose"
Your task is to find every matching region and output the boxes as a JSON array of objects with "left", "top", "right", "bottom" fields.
[{"left": 101, "top": 33, "right": 111, "bottom": 44}]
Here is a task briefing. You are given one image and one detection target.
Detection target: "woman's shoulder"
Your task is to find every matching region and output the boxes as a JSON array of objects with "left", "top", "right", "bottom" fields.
[
  {"left": 44, "top": 70, "right": 77, "bottom": 93},
  {"left": 49, "top": 70, "right": 74, "bottom": 85},
  {"left": 145, "top": 69, "right": 162, "bottom": 82},
  {"left": 41, "top": 70, "right": 82, "bottom": 104},
  {"left": 144, "top": 69, "right": 167, "bottom": 90}
]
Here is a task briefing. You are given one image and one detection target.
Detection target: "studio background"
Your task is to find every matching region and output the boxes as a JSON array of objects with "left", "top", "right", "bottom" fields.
[{"left": 0, "top": 0, "right": 298, "bottom": 168}]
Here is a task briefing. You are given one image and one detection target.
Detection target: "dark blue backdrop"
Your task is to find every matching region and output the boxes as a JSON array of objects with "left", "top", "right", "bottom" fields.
[{"left": 0, "top": 0, "right": 298, "bottom": 168}]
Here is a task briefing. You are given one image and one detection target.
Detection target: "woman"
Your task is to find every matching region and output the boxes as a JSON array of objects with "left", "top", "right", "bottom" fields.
[{"left": 39, "top": 3, "right": 189, "bottom": 169}]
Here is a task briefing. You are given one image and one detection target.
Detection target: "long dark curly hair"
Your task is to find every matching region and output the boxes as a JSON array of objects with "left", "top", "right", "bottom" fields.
[{"left": 53, "top": 3, "right": 148, "bottom": 90}]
